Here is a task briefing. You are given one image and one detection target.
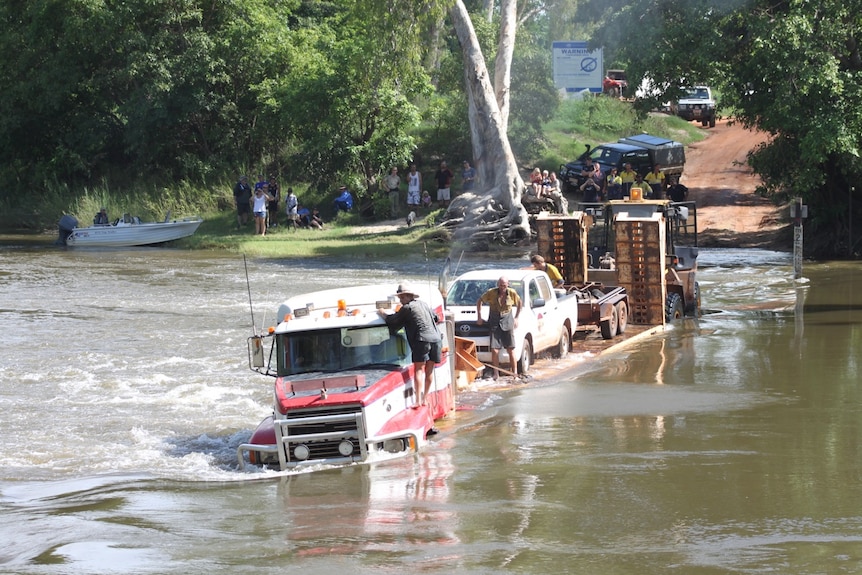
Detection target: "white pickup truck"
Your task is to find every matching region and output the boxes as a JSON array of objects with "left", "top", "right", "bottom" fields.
[{"left": 445, "top": 269, "right": 579, "bottom": 374}]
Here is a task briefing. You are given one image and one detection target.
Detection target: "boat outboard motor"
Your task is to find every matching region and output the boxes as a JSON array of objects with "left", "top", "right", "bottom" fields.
[{"left": 56, "top": 214, "right": 78, "bottom": 245}]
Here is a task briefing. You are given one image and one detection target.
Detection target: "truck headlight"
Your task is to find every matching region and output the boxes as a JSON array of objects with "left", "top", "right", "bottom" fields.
[
  {"left": 338, "top": 440, "right": 355, "bottom": 456},
  {"left": 293, "top": 444, "right": 310, "bottom": 460}
]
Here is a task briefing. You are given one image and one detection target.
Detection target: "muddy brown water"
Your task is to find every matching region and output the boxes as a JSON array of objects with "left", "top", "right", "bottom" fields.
[{"left": 1, "top": 245, "right": 860, "bottom": 574}]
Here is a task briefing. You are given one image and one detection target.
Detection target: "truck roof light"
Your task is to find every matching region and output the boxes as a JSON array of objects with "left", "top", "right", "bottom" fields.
[
  {"left": 268, "top": 326, "right": 275, "bottom": 334},
  {"left": 337, "top": 299, "right": 347, "bottom": 310},
  {"left": 294, "top": 307, "right": 310, "bottom": 318},
  {"left": 323, "top": 311, "right": 331, "bottom": 318}
]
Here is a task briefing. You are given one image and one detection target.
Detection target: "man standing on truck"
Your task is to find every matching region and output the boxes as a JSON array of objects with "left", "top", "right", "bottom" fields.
[
  {"left": 476, "top": 276, "right": 522, "bottom": 380},
  {"left": 377, "top": 283, "right": 442, "bottom": 408}
]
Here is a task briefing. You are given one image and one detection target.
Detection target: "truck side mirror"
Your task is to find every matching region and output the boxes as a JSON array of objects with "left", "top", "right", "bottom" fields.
[
  {"left": 532, "top": 297, "right": 546, "bottom": 308},
  {"left": 248, "top": 335, "right": 270, "bottom": 369}
]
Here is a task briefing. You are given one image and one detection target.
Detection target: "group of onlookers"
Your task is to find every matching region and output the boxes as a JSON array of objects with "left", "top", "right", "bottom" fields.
[
  {"left": 551, "top": 160, "right": 689, "bottom": 207},
  {"left": 232, "top": 174, "right": 324, "bottom": 236},
  {"left": 382, "top": 160, "right": 477, "bottom": 219}
]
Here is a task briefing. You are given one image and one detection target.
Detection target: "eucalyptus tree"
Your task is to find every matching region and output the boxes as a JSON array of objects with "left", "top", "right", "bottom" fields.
[{"left": 585, "top": 0, "right": 862, "bottom": 258}]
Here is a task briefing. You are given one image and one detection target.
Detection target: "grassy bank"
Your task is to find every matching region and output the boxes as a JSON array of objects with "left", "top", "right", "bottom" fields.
[{"left": 9, "top": 98, "right": 707, "bottom": 258}]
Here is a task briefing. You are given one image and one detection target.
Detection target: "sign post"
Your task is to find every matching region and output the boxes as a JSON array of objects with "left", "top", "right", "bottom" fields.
[{"left": 790, "top": 197, "right": 808, "bottom": 279}]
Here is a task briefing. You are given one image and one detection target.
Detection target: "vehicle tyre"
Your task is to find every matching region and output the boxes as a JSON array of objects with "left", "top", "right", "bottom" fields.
[
  {"left": 616, "top": 301, "right": 628, "bottom": 335},
  {"left": 517, "top": 338, "right": 533, "bottom": 375},
  {"left": 709, "top": 115, "right": 716, "bottom": 128},
  {"left": 600, "top": 305, "right": 619, "bottom": 340},
  {"left": 552, "top": 326, "right": 570, "bottom": 359},
  {"left": 701, "top": 118, "right": 708, "bottom": 127},
  {"left": 666, "top": 292, "right": 684, "bottom": 322},
  {"left": 692, "top": 281, "right": 701, "bottom": 316}
]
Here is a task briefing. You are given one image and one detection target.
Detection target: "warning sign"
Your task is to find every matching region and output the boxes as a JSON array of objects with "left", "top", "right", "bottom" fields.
[{"left": 552, "top": 41, "right": 603, "bottom": 95}]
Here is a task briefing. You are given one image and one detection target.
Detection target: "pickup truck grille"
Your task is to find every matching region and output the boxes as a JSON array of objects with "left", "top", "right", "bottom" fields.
[{"left": 455, "top": 321, "right": 490, "bottom": 338}]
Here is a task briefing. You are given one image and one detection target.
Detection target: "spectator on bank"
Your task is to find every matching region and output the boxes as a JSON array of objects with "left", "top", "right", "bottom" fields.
[
  {"left": 421, "top": 190, "right": 432, "bottom": 209},
  {"left": 632, "top": 173, "right": 650, "bottom": 199},
  {"left": 462, "top": 161, "right": 476, "bottom": 193},
  {"left": 384, "top": 167, "right": 401, "bottom": 218},
  {"left": 333, "top": 186, "right": 354, "bottom": 213},
  {"left": 529, "top": 167, "right": 543, "bottom": 197},
  {"left": 546, "top": 172, "right": 568, "bottom": 214},
  {"left": 606, "top": 167, "right": 624, "bottom": 200},
  {"left": 284, "top": 187, "right": 298, "bottom": 229},
  {"left": 233, "top": 175, "right": 252, "bottom": 228},
  {"left": 252, "top": 185, "right": 274, "bottom": 236},
  {"left": 434, "top": 161, "right": 453, "bottom": 208},
  {"left": 267, "top": 176, "right": 280, "bottom": 227},
  {"left": 645, "top": 165, "right": 665, "bottom": 199},
  {"left": 406, "top": 164, "right": 422, "bottom": 209},
  {"left": 668, "top": 182, "right": 689, "bottom": 203},
  {"left": 580, "top": 175, "right": 602, "bottom": 203},
  {"left": 620, "top": 163, "right": 636, "bottom": 197}
]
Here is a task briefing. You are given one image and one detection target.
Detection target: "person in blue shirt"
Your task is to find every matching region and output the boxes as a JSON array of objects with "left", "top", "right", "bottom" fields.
[{"left": 333, "top": 186, "right": 354, "bottom": 213}]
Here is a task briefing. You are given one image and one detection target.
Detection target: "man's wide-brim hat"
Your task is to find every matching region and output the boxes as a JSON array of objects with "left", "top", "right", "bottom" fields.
[{"left": 396, "top": 282, "right": 419, "bottom": 297}]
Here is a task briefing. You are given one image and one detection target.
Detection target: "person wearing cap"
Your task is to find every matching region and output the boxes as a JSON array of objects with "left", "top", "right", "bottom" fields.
[
  {"left": 233, "top": 175, "right": 252, "bottom": 228},
  {"left": 377, "top": 283, "right": 442, "bottom": 408},
  {"left": 476, "top": 276, "right": 522, "bottom": 380},
  {"left": 530, "top": 254, "right": 565, "bottom": 288}
]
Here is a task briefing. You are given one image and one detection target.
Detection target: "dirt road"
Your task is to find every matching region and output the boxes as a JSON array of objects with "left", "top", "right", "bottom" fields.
[{"left": 681, "top": 119, "right": 788, "bottom": 249}]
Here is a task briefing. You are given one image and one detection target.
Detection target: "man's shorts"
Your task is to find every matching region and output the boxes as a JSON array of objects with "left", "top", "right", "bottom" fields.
[
  {"left": 437, "top": 187, "right": 451, "bottom": 201},
  {"left": 489, "top": 323, "right": 515, "bottom": 350},
  {"left": 412, "top": 340, "right": 442, "bottom": 364},
  {"left": 407, "top": 190, "right": 420, "bottom": 205},
  {"left": 237, "top": 204, "right": 250, "bottom": 215}
]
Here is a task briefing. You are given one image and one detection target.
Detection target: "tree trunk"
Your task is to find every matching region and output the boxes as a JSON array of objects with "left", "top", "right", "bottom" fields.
[
  {"left": 446, "top": 0, "right": 530, "bottom": 246},
  {"left": 494, "top": 0, "right": 517, "bottom": 132}
]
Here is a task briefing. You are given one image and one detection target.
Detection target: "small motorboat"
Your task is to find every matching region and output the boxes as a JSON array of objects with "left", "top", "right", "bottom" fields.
[{"left": 57, "top": 213, "right": 203, "bottom": 247}]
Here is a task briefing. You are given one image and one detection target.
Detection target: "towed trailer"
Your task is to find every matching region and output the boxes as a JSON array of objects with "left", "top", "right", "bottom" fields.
[{"left": 571, "top": 283, "right": 629, "bottom": 340}]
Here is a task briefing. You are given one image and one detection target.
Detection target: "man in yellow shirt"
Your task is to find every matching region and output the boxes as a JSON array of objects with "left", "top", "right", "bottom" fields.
[
  {"left": 476, "top": 277, "right": 522, "bottom": 379},
  {"left": 645, "top": 165, "right": 665, "bottom": 199},
  {"left": 620, "top": 163, "right": 636, "bottom": 197},
  {"left": 530, "top": 255, "right": 565, "bottom": 288}
]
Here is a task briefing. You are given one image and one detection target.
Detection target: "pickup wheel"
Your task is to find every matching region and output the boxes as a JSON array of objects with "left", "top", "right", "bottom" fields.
[
  {"left": 616, "top": 301, "right": 628, "bottom": 335},
  {"left": 600, "top": 305, "right": 619, "bottom": 340},
  {"left": 666, "top": 292, "right": 685, "bottom": 322},
  {"left": 517, "top": 339, "right": 533, "bottom": 375},
  {"left": 552, "top": 326, "right": 571, "bottom": 359}
]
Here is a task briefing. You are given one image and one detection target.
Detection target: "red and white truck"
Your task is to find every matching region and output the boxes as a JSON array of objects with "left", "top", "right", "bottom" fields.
[{"left": 237, "top": 283, "right": 455, "bottom": 470}]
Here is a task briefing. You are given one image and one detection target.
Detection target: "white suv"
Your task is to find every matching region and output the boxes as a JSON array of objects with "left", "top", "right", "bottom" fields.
[{"left": 676, "top": 86, "right": 716, "bottom": 127}]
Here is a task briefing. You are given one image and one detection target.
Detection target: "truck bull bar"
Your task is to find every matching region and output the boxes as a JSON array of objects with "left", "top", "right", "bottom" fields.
[{"left": 236, "top": 411, "right": 421, "bottom": 470}]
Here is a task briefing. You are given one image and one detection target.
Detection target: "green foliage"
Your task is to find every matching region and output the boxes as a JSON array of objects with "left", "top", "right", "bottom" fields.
[{"left": 579, "top": 0, "right": 862, "bottom": 257}]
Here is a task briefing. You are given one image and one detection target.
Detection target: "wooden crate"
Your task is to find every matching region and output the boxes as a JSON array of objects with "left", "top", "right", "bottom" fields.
[
  {"left": 614, "top": 216, "right": 666, "bottom": 325},
  {"left": 535, "top": 213, "right": 589, "bottom": 285}
]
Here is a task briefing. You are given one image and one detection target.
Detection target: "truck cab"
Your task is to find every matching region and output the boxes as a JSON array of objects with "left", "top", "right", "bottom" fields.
[
  {"left": 237, "top": 283, "right": 455, "bottom": 470},
  {"left": 676, "top": 86, "right": 717, "bottom": 127}
]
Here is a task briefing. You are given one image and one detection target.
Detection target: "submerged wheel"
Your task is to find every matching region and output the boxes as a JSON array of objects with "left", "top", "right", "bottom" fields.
[
  {"left": 600, "top": 305, "right": 619, "bottom": 340},
  {"left": 616, "top": 301, "right": 628, "bottom": 335},
  {"left": 666, "top": 292, "right": 684, "bottom": 322},
  {"left": 517, "top": 339, "right": 533, "bottom": 375},
  {"left": 552, "top": 326, "right": 571, "bottom": 359}
]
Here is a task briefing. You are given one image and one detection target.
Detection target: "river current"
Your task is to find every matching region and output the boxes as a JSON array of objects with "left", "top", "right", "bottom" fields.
[{"left": 1, "top": 244, "right": 860, "bottom": 574}]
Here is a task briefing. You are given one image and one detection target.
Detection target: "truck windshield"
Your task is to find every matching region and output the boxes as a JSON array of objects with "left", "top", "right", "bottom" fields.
[
  {"left": 591, "top": 147, "right": 623, "bottom": 167},
  {"left": 685, "top": 88, "right": 710, "bottom": 99},
  {"left": 446, "top": 280, "right": 524, "bottom": 306},
  {"left": 275, "top": 326, "right": 409, "bottom": 376}
]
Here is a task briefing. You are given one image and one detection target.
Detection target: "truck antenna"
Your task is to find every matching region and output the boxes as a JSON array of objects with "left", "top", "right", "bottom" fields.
[{"left": 243, "top": 254, "right": 256, "bottom": 335}]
